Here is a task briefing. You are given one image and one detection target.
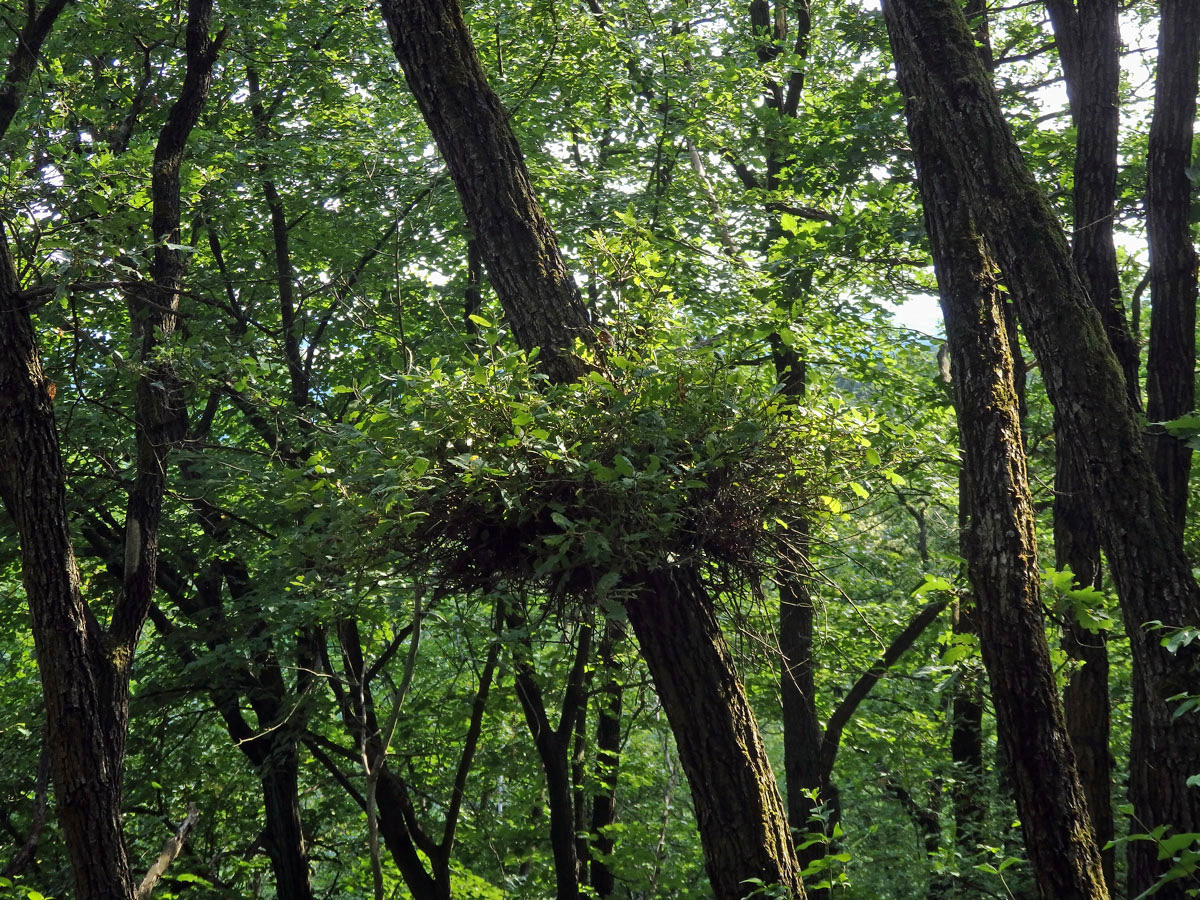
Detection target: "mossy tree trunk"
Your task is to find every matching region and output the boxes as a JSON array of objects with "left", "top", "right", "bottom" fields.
[
  {"left": 890, "top": 11, "right": 1110, "bottom": 894},
  {"left": 881, "top": 3, "right": 1200, "bottom": 897}
]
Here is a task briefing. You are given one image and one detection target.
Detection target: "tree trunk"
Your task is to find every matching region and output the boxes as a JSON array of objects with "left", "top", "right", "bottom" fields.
[
  {"left": 880, "top": 5, "right": 1200, "bottom": 896},
  {"left": 260, "top": 748, "right": 316, "bottom": 900},
  {"left": 1044, "top": 0, "right": 1139, "bottom": 402},
  {"left": 380, "top": 3, "right": 806, "bottom": 895},
  {"left": 626, "top": 568, "right": 805, "bottom": 900},
  {"left": 379, "top": 0, "right": 592, "bottom": 384},
  {"left": 1041, "top": 3, "right": 1121, "bottom": 888},
  {"left": 0, "top": 5, "right": 220, "bottom": 897},
  {"left": 1054, "top": 449, "right": 1114, "bottom": 893},
  {"left": 948, "top": 601, "right": 986, "bottom": 886},
  {"left": 590, "top": 620, "right": 623, "bottom": 898},
  {"left": 509, "top": 616, "right": 588, "bottom": 900},
  {"left": 781, "top": 572, "right": 826, "bottom": 871},
  {"left": 1145, "top": 0, "right": 1199, "bottom": 539},
  {"left": 891, "top": 22, "right": 1109, "bottom": 893},
  {"left": 0, "top": 273, "right": 133, "bottom": 900}
]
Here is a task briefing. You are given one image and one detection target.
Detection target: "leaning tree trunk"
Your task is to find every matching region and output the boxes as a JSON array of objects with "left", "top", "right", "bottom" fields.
[
  {"left": 379, "top": 0, "right": 592, "bottom": 384},
  {"left": 379, "top": 1, "right": 806, "bottom": 896},
  {"left": 893, "top": 30, "right": 1109, "bottom": 896},
  {"left": 880, "top": 5, "right": 1200, "bottom": 897},
  {"left": 625, "top": 568, "right": 805, "bottom": 899}
]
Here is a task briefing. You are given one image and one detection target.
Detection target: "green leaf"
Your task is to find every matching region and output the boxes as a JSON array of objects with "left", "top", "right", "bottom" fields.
[
  {"left": 914, "top": 575, "right": 954, "bottom": 596},
  {"left": 468, "top": 314, "right": 493, "bottom": 328}
]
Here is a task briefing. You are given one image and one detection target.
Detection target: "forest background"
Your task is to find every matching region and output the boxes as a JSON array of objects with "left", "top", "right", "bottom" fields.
[{"left": 0, "top": 0, "right": 1197, "bottom": 899}]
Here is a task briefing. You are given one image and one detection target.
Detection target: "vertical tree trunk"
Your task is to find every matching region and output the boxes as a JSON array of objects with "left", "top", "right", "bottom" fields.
[
  {"left": 509, "top": 615, "right": 589, "bottom": 900},
  {"left": 890, "top": 18, "right": 1109, "bottom": 893},
  {"left": 880, "top": 5, "right": 1200, "bottom": 897},
  {"left": 260, "top": 750, "right": 315, "bottom": 900},
  {"left": 590, "top": 620, "right": 623, "bottom": 898},
  {"left": 1041, "top": 3, "right": 1121, "bottom": 887},
  {"left": 948, "top": 601, "right": 986, "bottom": 877},
  {"left": 1144, "top": 0, "right": 1199, "bottom": 538},
  {"left": 626, "top": 568, "right": 805, "bottom": 899}
]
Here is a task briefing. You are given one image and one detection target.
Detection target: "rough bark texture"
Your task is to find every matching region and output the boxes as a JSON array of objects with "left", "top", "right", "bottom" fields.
[
  {"left": 380, "top": 0, "right": 593, "bottom": 383},
  {"left": 1145, "top": 0, "right": 1199, "bottom": 538},
  {"left": 625, "top": 568, "right": 805, "bottom": 900},
  {"left": 589, "top": 620, "right": 623, "bottom": 898},
  {"left": 881, "top": 5, "right": 1200, "bottom": 897},
  {"left": 0, "top": 262, "right": 133, "bottom": 900},
  {"left": 1044, "top": 0, "right": 1139, "bottom": 403},
  {"left": 1042, "top": 3, "right": 1120, "bottom": 888},
  {"left": 780, "top": 572, "right": 825, "bottom": 861},
  {"left": 0, "top": 4, "right": 220, "bottom": 897},
  {"left": 381, "top": 2, "right": 805, "bottom": 894},
  {"left": 891, "top": 23, "right": 1109, "bottom": 894},
  {"left": 1053, "top": 457, "right": 1114, "bottom": 893}
]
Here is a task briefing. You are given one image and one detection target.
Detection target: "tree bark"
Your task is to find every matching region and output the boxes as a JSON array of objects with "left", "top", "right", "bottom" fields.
[
  {"left": 948, "top": 599, "right": 986, "bottom": 882},
  {"left": 589, "top": 619, "right": 623, "bottom": 898},
  {"left": 380, "top": 2, "right": 806, "bottom": 894},
  {"left": 1044, "top": 0, "right": 1139, "bottom": 402},
  {"left": 0, "top": 5, "right": 220, "bottom": 897},
  {"left": 1145, "top": 0, "right": 1199, "bottom": 539},
  {"left": 890, "top": 20, "right": 1109, "bottom": 893},
  {"left": 1041, "top": 3, "right": 1121, "bottom": 888},
  {"left": 625, "top": 568, "right": 805, "bottom": 899},
  {"left": 379, "top": 0, "right": 593, "bottom": 383},
  {"left": 880, "top": 5, "right": 1200, "bottom": 897}
]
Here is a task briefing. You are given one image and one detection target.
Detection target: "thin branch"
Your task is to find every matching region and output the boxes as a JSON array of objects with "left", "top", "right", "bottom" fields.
[
  {"left": 135, "top": 805, "right": 200, "bottom": 900},
  {"left": 819, "top": 597, "right": 950, "bottom": 780}
]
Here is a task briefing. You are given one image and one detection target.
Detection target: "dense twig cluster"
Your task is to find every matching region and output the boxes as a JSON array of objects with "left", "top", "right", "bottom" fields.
[{"left": 365, "top": 350, "right": 859, "bottom": 606}]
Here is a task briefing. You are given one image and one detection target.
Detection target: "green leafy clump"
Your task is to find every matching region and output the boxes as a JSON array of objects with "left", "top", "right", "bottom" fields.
[{"left": 352, "top": 347, "right": 867, "bottom": 602}]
